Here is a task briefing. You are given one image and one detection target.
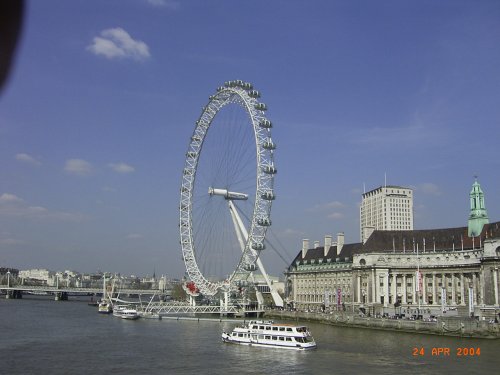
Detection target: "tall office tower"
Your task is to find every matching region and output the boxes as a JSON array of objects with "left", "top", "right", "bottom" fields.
[{"left": 360, "top": 185, "right": 413, "bottom": 243}]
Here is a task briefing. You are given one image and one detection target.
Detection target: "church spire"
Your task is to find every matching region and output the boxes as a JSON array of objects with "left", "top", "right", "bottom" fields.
[{"left": 468, "top": 177, "right": 489, "bottom": 237}]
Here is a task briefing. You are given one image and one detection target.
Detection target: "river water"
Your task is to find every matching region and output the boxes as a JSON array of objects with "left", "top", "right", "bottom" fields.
[{"left": 1, "top": 296, "right": 498, "bottom": 374}]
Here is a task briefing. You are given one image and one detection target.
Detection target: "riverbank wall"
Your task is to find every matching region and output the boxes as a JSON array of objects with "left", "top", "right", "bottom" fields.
[{"left": 264, "top": 310, "right": 500, "bottom": 339}]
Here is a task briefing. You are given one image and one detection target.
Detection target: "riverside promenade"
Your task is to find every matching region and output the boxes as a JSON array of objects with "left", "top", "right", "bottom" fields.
[{"left": 264, "top": 310, "right": 500, "bottom": 339}]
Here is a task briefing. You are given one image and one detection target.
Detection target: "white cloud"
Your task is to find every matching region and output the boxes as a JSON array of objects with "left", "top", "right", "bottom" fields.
[
  {"left": 108, "top": 162, "right": 135, "bottom": 174},
  {"left": 147, "top": 0, "right": 180, "bottom": 9},
  {"left": 87, "top": 28, "right": 151, "bottom": 61},
  {"left": 0, "top": 193, "right": 85, "bottom": 221},
  {"left": 0, "top": 193, "right": 24, "bottom": 204},
  {"left": 64, "top": 159, "right": 93, "bottom": 176},
  {"left": 15, "top": 153, "right": 41, "bottom": 166}
]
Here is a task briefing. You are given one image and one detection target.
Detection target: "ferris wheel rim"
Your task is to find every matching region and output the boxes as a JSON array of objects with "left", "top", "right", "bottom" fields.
[{"left": 179, "top": 80, "right": 276, "bottom": 296}]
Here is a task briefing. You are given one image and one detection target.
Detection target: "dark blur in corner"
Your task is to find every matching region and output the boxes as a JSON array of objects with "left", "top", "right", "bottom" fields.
[{"left": 0, "top": 0, "right": 25, "bottom": 94}]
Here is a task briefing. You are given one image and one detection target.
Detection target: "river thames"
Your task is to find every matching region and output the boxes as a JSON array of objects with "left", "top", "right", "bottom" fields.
[{"left": 1, "top": 296, "right": 498, "bottom": 374}]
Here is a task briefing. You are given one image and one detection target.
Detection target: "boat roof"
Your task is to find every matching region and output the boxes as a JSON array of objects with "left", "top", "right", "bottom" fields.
[{"left": 248, "top": 320, "right": 307, "bottom": 328}]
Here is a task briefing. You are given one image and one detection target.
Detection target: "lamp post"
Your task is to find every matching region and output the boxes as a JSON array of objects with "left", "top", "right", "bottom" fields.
[{"left": 7, "top": 270, "right": 11, "bottom": 288}]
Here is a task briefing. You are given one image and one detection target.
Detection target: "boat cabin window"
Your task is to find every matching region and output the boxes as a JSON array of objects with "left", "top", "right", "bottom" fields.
[
  {"left": 238, "top": 333, "right": 244, "bottom": 337},
  {"left": 232, "top": 333, "right": 237, "bottom": 336},
  {"left": 252, "top": 325, "right": 258, "bottom": 329},
  {"left": 279, "top": 337, "right": 284, "bottom": 341},
  {"left": 272, "top": 336, "right": 277, "bottom": 340},
  {"left": 279, "top": 327, "right": 285, "bottom": 331},
  {"left": 286, "top": 337, "right": 292, "bottom": 341},
  {"left": 265, "top": 326, "right": 271, "bottom": 330},
  {"left": 272, "top": 327, "right": 278, "bottom": 331},
  {"left": 296, "top": 327, "right": 306, "bottom": 332},
  {"left": 259, "top": 326, "right": 264, "bottom": 330},
  {"left": 265, "top": 335, "right": 271, "bottom": 340}
]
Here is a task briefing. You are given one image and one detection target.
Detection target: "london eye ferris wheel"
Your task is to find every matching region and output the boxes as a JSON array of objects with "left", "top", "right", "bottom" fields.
[{"left": 179, "top": 80, "right": 277, "bottom": 297}]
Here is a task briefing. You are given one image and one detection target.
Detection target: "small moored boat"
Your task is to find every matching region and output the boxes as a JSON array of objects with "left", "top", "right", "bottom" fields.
[
  {"left": 222, "top": 320, "right": 316, "bottom": 350},
  {"left": 98, "top": 300, "right": 112, "bottom": 314},
  {"left": 120, "top": 308, "right": 140, "bottom": 320},
  {"left": 113, "top": 305, "right": 140, "bottom": 320}
]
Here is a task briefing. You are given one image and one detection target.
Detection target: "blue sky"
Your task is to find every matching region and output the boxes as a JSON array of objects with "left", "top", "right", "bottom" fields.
[{"left": 1, "top": 0, "right": 499, "bottom": 278}]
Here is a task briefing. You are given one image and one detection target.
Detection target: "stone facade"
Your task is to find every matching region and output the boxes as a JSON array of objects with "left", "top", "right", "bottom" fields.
[{"left": 286, "top": 228, "right": 500, "bottom": 319}]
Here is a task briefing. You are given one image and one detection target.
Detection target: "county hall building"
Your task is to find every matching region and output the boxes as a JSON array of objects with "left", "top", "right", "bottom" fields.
[{"left": 285, "top": 180, "right": 500, "bottom": 320}]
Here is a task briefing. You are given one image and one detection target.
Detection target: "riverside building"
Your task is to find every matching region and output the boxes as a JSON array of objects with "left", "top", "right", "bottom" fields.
[{"left": 286, "top": 179, "right": 500, "bottom": 321}]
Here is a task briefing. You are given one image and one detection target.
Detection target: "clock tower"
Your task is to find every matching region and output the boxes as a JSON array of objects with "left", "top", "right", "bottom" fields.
[{"left": 467, "top": 178, "right": 489, "bottom": 237}]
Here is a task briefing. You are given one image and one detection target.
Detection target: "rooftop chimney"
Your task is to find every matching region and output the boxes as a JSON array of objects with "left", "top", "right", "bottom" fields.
[
  {"left": 324, "top": 235, "right": 332, "bottom": 257},
  {"left": 302, "top": 239, "right": 309, "bottom": 258},
  {"left": 337, "top": 232, "right": 345, "bottom": 253}
]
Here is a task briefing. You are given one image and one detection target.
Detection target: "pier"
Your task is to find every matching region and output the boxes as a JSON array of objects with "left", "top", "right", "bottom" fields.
[{"left": 140, "top": 301, "right": 264, "bottom": 317}]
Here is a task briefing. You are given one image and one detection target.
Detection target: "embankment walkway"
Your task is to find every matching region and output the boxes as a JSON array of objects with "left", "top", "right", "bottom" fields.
[{"left": 264, "top": 310, "right": 500, "bottom": 339}]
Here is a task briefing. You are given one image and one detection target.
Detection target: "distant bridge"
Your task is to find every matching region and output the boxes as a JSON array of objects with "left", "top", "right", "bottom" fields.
[{"left": 0, "top": 284, "right": 165, "bottom": 298}]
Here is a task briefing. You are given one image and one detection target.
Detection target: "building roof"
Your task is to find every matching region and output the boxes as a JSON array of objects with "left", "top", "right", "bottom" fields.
[
  {"left": 289, "top": 220, "right": 500, "bottom": 268},
  {"left": 363, "top": 221, "right": 500, "bottom": 253},
  {"left": 362, "top": 185, "right": 412, "bottom": 196}
]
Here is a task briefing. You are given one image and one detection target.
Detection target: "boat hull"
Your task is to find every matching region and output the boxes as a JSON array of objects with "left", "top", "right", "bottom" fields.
[{"left": 221, "top": 332, "right": 316, "bottom": 350}]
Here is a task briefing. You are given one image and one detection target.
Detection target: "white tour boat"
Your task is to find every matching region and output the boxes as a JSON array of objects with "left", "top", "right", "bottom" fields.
[
  {"left": 222, "top": 320, "right": 316, "bottom": 350},
  {"left": 119, "top": 308, "right": 140, "bottom": 320},
  {"left": 113, "top": 305, "right": 140, "bottom": 320}
]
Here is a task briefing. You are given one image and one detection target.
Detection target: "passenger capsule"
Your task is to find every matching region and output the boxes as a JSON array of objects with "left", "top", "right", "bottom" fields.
[
  {"left": 248, "top": 90, "right": 260, "bottom": 98},
  {"left": 243, "top": 82, "right": 253, "bottom": 90},
  {"left": 244, "top": 264, "right": 257, "bottom": 272},
  {"left": 257, "top": 217, "right": 272, "bottom": 226},
  {"left": 262, "top": 139, "right": 276, "bottom": 150},
  {"left": 191, "top": 135, "right": 202, "bottom": 142},
  {"left": 259, "top": 119, "right": 272, "bottom": 128},
  {"left": 261, "top": 191, "right": 276, "bottom": 200},
  {"left": 217, "top": 86, "right": 224, "bottom": 92},
  {"left": 254, "top": 103, "right": 267, "bottom": 111},
  {"left": 251, "top": 242, "right": 266, "bottom": 251},
  {"left": 262, "top": 164, "right": 277, "bottom": 174}
]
